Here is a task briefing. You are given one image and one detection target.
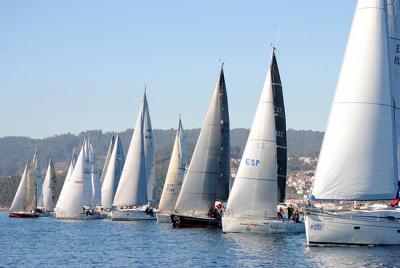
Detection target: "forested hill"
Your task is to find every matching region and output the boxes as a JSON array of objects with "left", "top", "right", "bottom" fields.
[{"left": 0, "top": 128, "right": 323, "bottom": 176}]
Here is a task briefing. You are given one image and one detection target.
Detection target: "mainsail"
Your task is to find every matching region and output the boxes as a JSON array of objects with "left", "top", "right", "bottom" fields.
[
  {"left": 42, "top": 158, "right": 57, "bottom": 211},
  {"left": 158, "top": 118, "right": 187, "bottom": 215},
  {"left": 10, "top": 162, "right": 30, "bottom": 212},
  {"left": 143, "top": 91, "right": 156, "bottom": 203},
  {"left": 270, "top": 49, "right": 287, "bottom": 203},
  {"left": 89, "top": 143, "right": 101, "bottom": 206},
  {"left": 113, "top": 94, "right": 148, "bottom": 207},
  {"left": 174, "top": 66, "right": 230, "bottom": 217},
  {"left": 388, "top": 0, "right": 400, "bottom": 184},
  {"left": 100, "top": 134, "right": 115, "bottom": 186},
  {"left": 101, "top": 135, "right": 125, "bottom": 209},
  {"left": 311, "top": 0, "right": 398, "bottom": 200},
  {"left": 226, "top": 53, "right": 278, "bottom": 218},
  {"left": 55, "top": 148, "right": 76, "bottom": 211},
  {"left": 56, "top": 142, "right": 92, "bottom": 214}
]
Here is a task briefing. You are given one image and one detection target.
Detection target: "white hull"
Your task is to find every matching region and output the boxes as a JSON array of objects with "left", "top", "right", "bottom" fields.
[
  {"left": 111, "top": 208, "right": 156, "bottom": 221},
  {"left": 156, "top": 213, "right": 171, "bottom": 223},
  {"left": 54, "top": 212, "right": 101, "bottom": 220},
  {"left": 305, "top": 209, "right": 400, "bottom": 246},
  {"left": 222, "top": 216, "right": 305, "bottom": 234}
]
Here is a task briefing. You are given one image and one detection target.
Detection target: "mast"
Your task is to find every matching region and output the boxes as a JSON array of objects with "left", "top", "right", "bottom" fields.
[
  {"left": 113, "top": 96, "right": 147, "bottom": 207},
  {"left": 311, "top": 0, "right": 398, "bottom": 201},
  {"left": 174, "top": 66, "right": 230, "bottom": 217},
  {"left": 226, "top": 53, "right": 278, "bottom": 218},
  {"left": 270, "top": 48, "right": 287, "bottom": 203}
]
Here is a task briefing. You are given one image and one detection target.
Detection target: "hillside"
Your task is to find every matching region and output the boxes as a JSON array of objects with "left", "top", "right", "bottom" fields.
[{"left": 0, "top": 128, "right": 324, "bottom": 208}]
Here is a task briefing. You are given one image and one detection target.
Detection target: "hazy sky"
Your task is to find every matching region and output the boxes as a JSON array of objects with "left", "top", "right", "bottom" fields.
[{"left": 0, "top": 1, "right": 356, "bottom": 138}]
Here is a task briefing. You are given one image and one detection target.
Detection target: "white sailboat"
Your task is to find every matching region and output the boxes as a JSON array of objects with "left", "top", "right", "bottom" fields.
[
  {"left": 101, "top": 134, "right": 125, "bottom": 211},
  {"left": 222, "top": 48, "right": 304, "bottom": 234},
  {"left": 171, "top": 65, "right": 231, "bottom": 228},
  {"left": 305, "top": 0, "right": 400, "bottom": 246},
  {"left": 54, "top": 148, "right": 76, "bottom": 212},
  {"left": 41, "top": 158, "right": 57, "bottom": 214},
  {"left": 157, "top": 117, "right": 187, "bottom": 223},
  {"left": 9, "top": 161, "right": 39, "bottom": 218},
  {"left": 54, "top": 140, "right": 100, "bottom": 220},
  {"left": 111, "top": 91, "right": 156, "bottom": 221}
]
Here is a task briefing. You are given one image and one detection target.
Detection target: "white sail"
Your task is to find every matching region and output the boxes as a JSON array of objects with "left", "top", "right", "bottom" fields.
[
  {"left": 10, "top": 162, "right": 29, "bottom": 212},
  {"left": 42, "top": 158, "right": 57, "bottom": 211},
  {"left": 388, "top": 0, "right": 400, "bottom": 181},
  {"left": 113, "top": 97, "right": 147, "bottom": 207},
  {"left": 33, "top": 149, "right": 43, "bottom": 208},
  {"left": 89, "top": 143, "right": 101, "bottom": 206},
  {"left": 55, "top": 148, "right": 76, "bottom": 211},
  {"left": 158, "top": 118, "right": 187, "bottom": 215},
  {"left": 143, "top": 92, "right": 155, "bottom": 203},
  {"left": 174, "top": 67, "right": 230, "bottom": 217},
  {"left": 100, "top": 134, "right": 115, "bottom": 186},
  {"left": 56, "top": 144, "right": 89, "bottom": 214},
  {"left": 226, "top": 54, "right": 278, "bottom": 218},
  {"left": 101, "top": 135, "right": 125, "bottom": 209},
  {"left": 311, "top": 0, "right": 398, "bottom": 201},
  {"left": 82, "top": 140, "right": 93, "bottom": 207}
]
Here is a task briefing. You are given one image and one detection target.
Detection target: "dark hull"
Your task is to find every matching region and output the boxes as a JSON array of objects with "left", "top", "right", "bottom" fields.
[
  {"left": 9, "top": 212, "right": 39, "bottom": 218},
  {"left": 171, "top": 214, "right": 221, "bottom": 228}
]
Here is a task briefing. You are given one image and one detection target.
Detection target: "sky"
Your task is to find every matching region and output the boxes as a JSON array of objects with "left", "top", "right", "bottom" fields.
[{"left": 0, "top": 1, "right": 356, "bottom": 138}]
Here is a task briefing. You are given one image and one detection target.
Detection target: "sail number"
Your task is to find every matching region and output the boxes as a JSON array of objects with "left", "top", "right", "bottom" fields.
[
  {"left": 245, "top": 159, "right": 260, "bottom": 166},
  {"left": 166, "top": 184, "right": 175, "bottom": 192},
  {"left": 395, "top": 44, "right": 400, "bottom": 65}
]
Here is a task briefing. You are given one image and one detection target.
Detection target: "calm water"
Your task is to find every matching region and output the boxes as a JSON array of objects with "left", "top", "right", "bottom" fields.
[{"left": 1, "top": 212, "right": 399, "bottom": 267}]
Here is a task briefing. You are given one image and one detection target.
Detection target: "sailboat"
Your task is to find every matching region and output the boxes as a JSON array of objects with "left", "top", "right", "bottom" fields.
[
  {"left": 54, "top": 148, "right": 76, "bottom": 212},
  {"left": 305, "top": 0, "right": 400, "bottom": 245},
  {"left": 54, "top": 140, "right": 100, "bottom": 220},
  {"left": 171, "top": 65, "right": 231, "bottom": 228},
  {"left": 157, "top": 117, "right": 187, "bottom": 223},
  {"left": 40, "top": 158, "right": 57, "bottom": 215},
  {"left": 101, "top": 134, "right": 125, "bottom": 211},
  {"left": 111, "top": 91, "right": 156, "bottom": 221},
  {"left": 9, "top": 161, "right": 39, "bottom": 218},
  {"left": 222, "top": 48, "right": 305, "bottom": 234}
]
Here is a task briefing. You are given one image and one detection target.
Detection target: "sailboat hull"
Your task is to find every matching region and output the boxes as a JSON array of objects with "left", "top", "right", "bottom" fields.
[
  {"left": 305, "top": 209, "right": 400, "bottom": 246},
  {"left": 54, "top": 212, "right": 101, "bottom": 220},
  {"left": 156, "top": 213, "right": 172, "bottom": 223},
  {"left": 111, "top": 208, "right": 156, "bottom": 221},
  {"left": 171, "top": 214, "right": 221, "bottom": 228},
  {"left": 222, "top": 216, "right": 305, "bottom": 234},
  {"left": 9, "top": 211, "right": 39, "bottom": 218}
]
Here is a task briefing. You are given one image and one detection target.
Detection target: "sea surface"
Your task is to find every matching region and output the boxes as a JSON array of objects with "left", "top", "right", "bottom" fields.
[{"left": 0, "top": 212, "right": 399, "bottom": 267}]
